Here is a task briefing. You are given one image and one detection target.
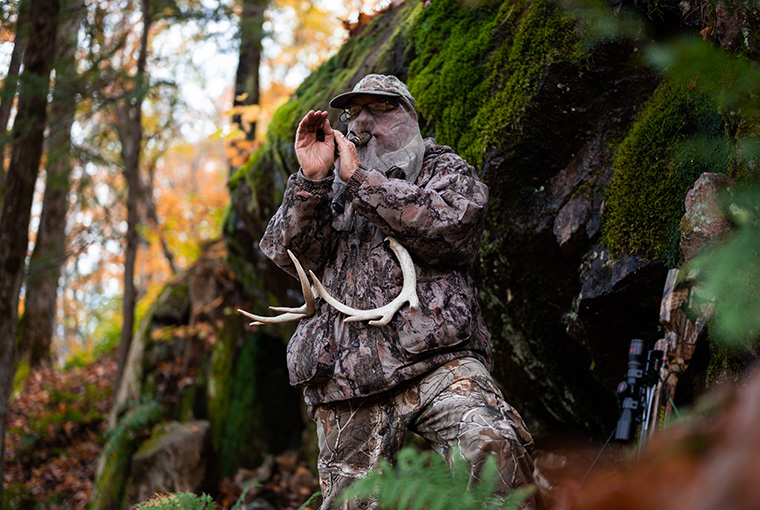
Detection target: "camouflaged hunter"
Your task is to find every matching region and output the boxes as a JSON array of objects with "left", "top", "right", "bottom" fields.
[{"left": 255, "top": 74, "right": 542, "bottom": 509}]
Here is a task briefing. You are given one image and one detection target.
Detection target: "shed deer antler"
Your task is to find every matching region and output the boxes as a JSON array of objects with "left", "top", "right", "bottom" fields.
[
  {"left": 309, "top": 237, "right": 420, "bottom": 327},
  {"left": 238, "top": 238, "right": 420, "bottom": 327},
  {"left": 237, "top": 249, "right": 316, "bottom": 325}
]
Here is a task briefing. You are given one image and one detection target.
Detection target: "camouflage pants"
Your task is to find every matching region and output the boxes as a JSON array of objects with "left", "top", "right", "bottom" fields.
[{"left": 308, "top": 357, "right": 538, "bottom": 510}]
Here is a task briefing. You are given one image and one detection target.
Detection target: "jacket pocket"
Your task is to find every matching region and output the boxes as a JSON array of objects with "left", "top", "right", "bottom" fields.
[
  {"left": 396, "top": 271, "right": 475, "bottom": 355},
  {"left": 286, "top": 313, "right": 335, "bottom": 386}
]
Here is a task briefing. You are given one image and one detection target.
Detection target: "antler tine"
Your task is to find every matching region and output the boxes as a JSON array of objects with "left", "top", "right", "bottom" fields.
[
  {"left": 237, "top": 249, "right": 316, "bottom": 325},
  {"left": 309, "top": 237, "right": 419, "bottom": 327}
]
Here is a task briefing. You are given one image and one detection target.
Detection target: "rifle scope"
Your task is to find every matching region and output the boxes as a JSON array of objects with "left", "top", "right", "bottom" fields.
[{"left": 614, "top": 338, "right": 646, "bottom": 442}]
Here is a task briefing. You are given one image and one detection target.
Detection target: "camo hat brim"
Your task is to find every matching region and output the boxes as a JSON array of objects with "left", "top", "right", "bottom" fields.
[{"left": 329, "top": 74, "right": 416, "bottom": 110}]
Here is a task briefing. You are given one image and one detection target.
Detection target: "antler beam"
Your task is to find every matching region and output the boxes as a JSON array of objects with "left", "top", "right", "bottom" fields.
[
  {"left": 309, "top": 237, "right": 419, "bottom": 327},
  {"left": 237, "top": 249, "right": 316, "bottom": 325},
  {"left": 238, "top": 238, "right": 420, "bottom": 327}
]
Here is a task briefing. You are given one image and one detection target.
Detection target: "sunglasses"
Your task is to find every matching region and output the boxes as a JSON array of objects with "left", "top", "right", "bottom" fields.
[{"left": 340, "top": 101, "right": 398, "bottom": 122}]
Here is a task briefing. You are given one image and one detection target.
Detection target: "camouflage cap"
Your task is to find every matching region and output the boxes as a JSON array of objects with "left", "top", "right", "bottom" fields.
[{"left": 329, "top": 74, "right": 416, "bottom": 110}]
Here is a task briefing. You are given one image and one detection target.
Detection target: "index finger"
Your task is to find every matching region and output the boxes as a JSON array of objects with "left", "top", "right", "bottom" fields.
[{"left": 297, "top": 110, "right": 330, "bottom": 137}]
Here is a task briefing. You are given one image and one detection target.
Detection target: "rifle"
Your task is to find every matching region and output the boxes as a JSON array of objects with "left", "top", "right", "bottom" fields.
[{"left": 614, "top": 268, "right": 715, "bottom": 454}]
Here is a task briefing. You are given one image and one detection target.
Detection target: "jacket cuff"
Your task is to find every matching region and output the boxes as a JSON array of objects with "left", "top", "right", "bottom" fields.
[
  {"left": 343, "top": 165, "right": 369, "bottom": 202},
  {"left": 296, "top": 168, "right": 334, "bottom": 194}
]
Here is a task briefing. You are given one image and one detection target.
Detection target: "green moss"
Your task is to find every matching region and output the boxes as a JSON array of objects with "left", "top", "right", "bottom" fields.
[
  {"left": 406, "top": 0, "right": 583, "bottom": 166},
  {"left": 177, "top": 374, "right": 206, "bottom": 423},
  {"left": 217, "top": 330, "right": 264, "bottom": 475},
  {"left": 90, "top": 400, "right": 164, "bottom": 510},
  {"left": 12, "top": 360, "right": 29, "bottom": 395},
  {"left": 207, "top": 319, "right": 255, "bottom": 476},
  {"left": 372, "top": 3, "right": 423, "bottom": 75},
  {"left": 151, "top": 280, "right": 190, "bottom": 325},
  {"left": 223, "top": 208, "right": 290, "bottom": 326},
  {"left": 406, "top": 0, "right": 505, "bottom": 147},
  {"left": 3, "top": 483, "right": 35, "bottom": 510},
  {"left": 602, "top": 77, "right": 726, "bottom": 266},
  {"left": 705, "top": 338, "right": 750, "bottom": 387},
  {"left": 465, "top": 0, "right": 583, "bottom": 163},
  {"left": 228, "top": 148, "right": 259, "bottom": 193},
  {"left": 89, "top": 438, "right": 132, "bottom": 510},
  {"left": 207, "top": 321, "right": 301, "bottom": 477}
]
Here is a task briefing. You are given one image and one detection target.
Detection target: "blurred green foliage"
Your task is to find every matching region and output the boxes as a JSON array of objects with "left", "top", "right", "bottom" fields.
[
  {"left": 645, "top": 37, "right": 760, "bottom": 119},
  {"left": 133, "top": 492, "right": 217, "bottom": 510},
  {"left": 339, "top": 446, "right": 532, "bottom": 510},
  {"left": 133, "top": 481, "right": 259, "bottom": 510},
  {"left": 7, "top": 381, "right": 107, "bottom": 459},
  {"left": 104, "top": 398, "right": 164, "bottom": 456},
  {"left": 687, "top": 186, "right": 760, "bottom": 347},
  {"left": 63, "top": 296, "right": 122, "bottom": 369}
]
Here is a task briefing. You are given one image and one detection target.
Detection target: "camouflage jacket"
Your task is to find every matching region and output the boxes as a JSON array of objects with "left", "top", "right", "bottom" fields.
[{"left": 260, "top": 138, "right": 493, "bottom": 405}]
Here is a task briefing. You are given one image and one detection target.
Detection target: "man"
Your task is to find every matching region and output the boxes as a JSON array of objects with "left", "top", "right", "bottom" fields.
[{"left": 260, "top": 74, "right": 541, "bottom": 509}]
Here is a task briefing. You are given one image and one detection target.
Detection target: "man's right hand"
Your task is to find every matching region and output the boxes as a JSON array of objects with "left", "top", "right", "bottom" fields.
[{"left": 295, "top": 110, "right": 335, "bottom": 180}]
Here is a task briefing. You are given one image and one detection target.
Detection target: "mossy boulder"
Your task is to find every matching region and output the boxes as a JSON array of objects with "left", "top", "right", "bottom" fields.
[
  {"left": 90, "top": 400, "right": 164, "bottom": 510},
  {"left": 93, "top": 241, "right": 303, "bottom": 508},
  {"left": 227, "top": 0, "right": 760, "bottom": 440},
  {"left": 89, "top": 427, "right": 135, "bottom": 510},
  {"left": 126, "top": 421, "right": 213, "bottom": 507}
]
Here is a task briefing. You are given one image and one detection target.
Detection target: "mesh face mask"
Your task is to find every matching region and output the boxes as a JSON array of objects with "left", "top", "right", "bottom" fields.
[{"left": 346, "top": 100, "right": 425, "bottom": 184}]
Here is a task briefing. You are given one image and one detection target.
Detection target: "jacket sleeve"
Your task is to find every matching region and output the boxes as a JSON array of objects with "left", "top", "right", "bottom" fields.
[
  {"left": 259, "top": 169, "right": 338, "bottom": 277},
  {"left": 342, "top": 151, "right": 488, "bottom": 268}
]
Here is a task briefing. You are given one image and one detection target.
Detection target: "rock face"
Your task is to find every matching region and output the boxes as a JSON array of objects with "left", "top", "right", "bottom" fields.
[
  {"left": 91, "top": 242, "right": 304, "bottom": 509},
  {"left": 680, "top": 173, "right": 735, "bottom": 262},
  {"left": 127, "top": 421, "right": 212, "bottom": 507},
  {"left": 226, "top": 0, "right": 758, "bottom": 439}
]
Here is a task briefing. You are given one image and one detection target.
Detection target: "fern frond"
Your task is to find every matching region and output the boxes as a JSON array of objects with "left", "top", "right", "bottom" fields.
[
  {"left": 133, "top": 492, "right": 216, "bottom": 510},
  {"left": 339, "top": 446, "right": 533, "bottom": 510},
  {"left": 297, "top": 491, "right": 322, "bottom": 510}
]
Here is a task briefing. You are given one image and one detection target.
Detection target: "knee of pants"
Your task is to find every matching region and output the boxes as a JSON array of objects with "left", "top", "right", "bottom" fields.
[
  {"left": 455, "top": 424, "right": 536, "bottom": 492},
  {"left": 457, "top": 426, "right": 528, "bottom": 464}
]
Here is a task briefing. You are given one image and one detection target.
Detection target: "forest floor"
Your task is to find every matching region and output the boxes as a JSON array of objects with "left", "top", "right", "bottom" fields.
[
  {"left": 4, "top": 355, "right": 117, "bottom": 509},
  {"left": 2, "top": 350, "right": 612, "bottom": 510},
  {"left": 2, "top": 354, "right": 285, "bottom": 510},
  {"left": 13, "top": 350, "right": 753, "bottom": 510}
]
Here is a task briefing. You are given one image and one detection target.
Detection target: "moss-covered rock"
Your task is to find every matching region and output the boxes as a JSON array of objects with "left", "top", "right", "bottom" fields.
[
  {"left": 225, "top": 0, "right": 760, "bottom": 441},
  {"left": 89, "top": 433, "right": 133, "bottom": 510},
  {"left": 126, "top": 420, "right": 212, "bottom": 507},
  {"left": 227, "top": 0, "right": 649, "bottom": 437},
  {"left": 90, "top": 400, "right": 164, "bottom": 510},
  {"left": 93, "top": 242, "right": 303, "bottom": 505},
  {"left": 208, "top": 324, "right": 300, "bottom": 477},
  {"left": 602, "top": 77, "right": 726, "bottom": 266},
  {"left": 407, "top": 0, "right": 584, "bottom": 167}
]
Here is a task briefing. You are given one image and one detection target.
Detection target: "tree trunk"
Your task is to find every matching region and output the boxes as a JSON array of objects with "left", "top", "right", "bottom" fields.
[
  {"left": 17, "top": 0, "right": 85, "bottom": 369},
  {"left": 114, "top": 0, "right": 151, "bottom": 395},
  {"left": 0, "top": 0, "right": 60, "bottom": 502},
  {"left": 146, "top": 161, "right": 177, "bottom": 274},
  {"left": 229, "top": 0, "right": 265, "bottom": 174},
  {"left": 0, "top": 0, "right": 28, "bottom": 184}
]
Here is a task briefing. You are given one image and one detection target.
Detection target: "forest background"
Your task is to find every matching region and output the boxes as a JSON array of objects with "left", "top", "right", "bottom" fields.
[
  {"left": 1, "top": 0, "right": 760, "bottom": 508},
  {"left": 0, "top": 0, "right": 380, "bottom": 505}
]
